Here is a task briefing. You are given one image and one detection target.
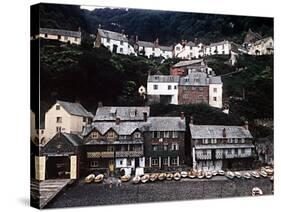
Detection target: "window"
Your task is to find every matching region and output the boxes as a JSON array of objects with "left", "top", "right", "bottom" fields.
[
  {"left": 241, "top": 148, "right": 245, "bottom": 154},
  {"left": 157, "top": 131, "right": 161, "bottom": 138},
  {"left": 152, "top": 145, "right": 158, "bottom": 151},
  {"left": 153, "top": 84, "right": 158, "bottom": 90},
  {"left": 168, "top": 85, "right": 171, "bottom": 90},
  {"left": 199, "top": 87, "right": 203, "bottom": 91},
  {"left": 90, "top": 161, "right": 99, "bottom": 168},
  {"left": 176, "top": 47, "right": 180, "bottom": 51},
  {"left": 74, "top": 37, "right": 77, "bottom": 42},
  {"left": 64, "top": 36, "right": 68, "bottom": 41},
  {"left": 107, "top": 45, "right": 110, "bottom": 49},
  {"left": 234, "top": 149, "right": 238, "bottom": 154},
  {"left": 56, "top": 126, "right": 61, "bottom": 132},
  {"left": 107, "top": 38, "right": 110, "bottom": 43},
  {"left": 107, "top": 131, "right": 115, "bottom": 139},
  {"left": 164, "top": 131, "right": 170, "bottom": 138},
  {"left": 56, "top": 105, "right": 60, "bottom": 110},
  {"left": 227, "top": 149, "right": 232, "bottom": 154},
  {"left": 107, "top": 146, "right": 114, "bottom": 152},
  {"left": 172, "top": 131, "right": 178, "bottom": 138},
  {"left": 163, "top": 158, "right": 168, "bottom": 165},
  {"left": 238, "top": 138, "right": 242, "bottom": 143},
  {"left": 120, "top": 40, "right": 123, "bottom": 45},
  {"left": 83, "top": 117, "right": 87, "bottom": 122},
  {"left": 44, "top": 33, "right": 48, "bottom": 38},
  {"left": 127, "top": 159, "right": 132, "bottom": 166},
  {"left": 152, "top": 131, "right": 157, "bottom": 138},
  {"left": 213, "top": 88, "right": 217, "bottom": 92},
  {"left": 56, "top": 117, "right": 62, "bottom": 123},
  {"left": 163, "top": 144, "right": 168, "bottom": 151},
  {"left": 202, "top": 150, "right": 208, "bottom": 155},
  {"left": 120, "top": 48, "right": 123, "bottom": 53},
  {"left": 58, "top": 35, "right": 61, "bottom": 39},
  {"left": 152, "top": 47, "right": 155, "bottom": 51},
  {"left": 151, "top": 159, "right": 158, "bottom": 166},
  {"left": 213, "top": 97, "right": 217, "bottom": 101},
  {"left": 174, "top": 85, "right": 177, "bottom": 89},
  {"left": 120, "top": 160, "right": 123, "bottom": 165},
  {"left": 92, "top": 132, "right": 99, "bottom": 139},
  {"left": 41, "top": 130, "right": 44, "bottom": 134},
  {"left": 171, "top": 143, "right": 179, "bottom": 151},
  {"left": 171, "top": 157, "right": 178, "bottom": 165},
  {"left": 192, "top": 87, "right": 196, "bottom": 91},
  {"left": 134, "top": 132, "right": 141, "bottom": 139}
]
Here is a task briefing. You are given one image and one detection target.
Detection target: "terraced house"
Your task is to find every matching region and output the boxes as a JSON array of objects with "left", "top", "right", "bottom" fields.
[
  {"left": 144, "top": 113, "right": 186, "bottom": 171},
  {"left": 189, "top": 118, "right": 255, "bottom": 171}
]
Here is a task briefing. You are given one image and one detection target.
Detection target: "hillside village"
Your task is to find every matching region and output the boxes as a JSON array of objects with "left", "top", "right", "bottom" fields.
[{"left": 31, "top": 4, "right": 274, "bottom": 208}]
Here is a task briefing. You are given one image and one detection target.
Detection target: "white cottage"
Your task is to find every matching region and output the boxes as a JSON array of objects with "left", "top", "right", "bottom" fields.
[
  {"left": 248, "top": 37, "right": 274, "bottom": 55},
  {"left": 204, "top": 40, "right": 231, "bottom": 56}
]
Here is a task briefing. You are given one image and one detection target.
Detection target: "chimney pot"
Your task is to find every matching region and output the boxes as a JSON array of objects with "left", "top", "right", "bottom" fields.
[
  {"left": 244, "top": 120, "right": 249, "bottom": 130},
  {"left": 98, "top": 101, "right": 103, "bottom": 107}
]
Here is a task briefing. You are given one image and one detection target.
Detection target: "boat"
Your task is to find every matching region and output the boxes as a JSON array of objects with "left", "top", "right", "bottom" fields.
[
  {"left": 132, "top": 176, "right": 141, "bottom": 184},
  {"left": 265, "top": 166, "right": 274, "bottom": 176},
  {"left": 197, "top": 171, "right": 204, "bottom": 179},
  {"left": 166, "top": 173, "right": 173, "bottom": 180},
  {"left": 251, "top": 171, "right": 260, "bottom": 178},
  {"left": 84, "top": 174, "right": 95, "bottom": 183},
  {"left": 218, "top": 170, "right": 225, "bottom": 176},
  {"left": 211, "top": 170, "right": 218, "bottom": 176},
  {"left": 270, "top": 176, "right": 274, "bottom": 181},
  {"left": 158, "top": 173, "right": 166, "bottom": 181},
  {"left": 259, "top": 170, "right": 268, "bottom": 178},
  {"left": 234, "top": 171, "right": 242, "bottom": 178},
  {"left": 205, "top": 171, "right": 213, "bottom": 179},
  {"left": 141, "top": 174, "right": 150, "bottom": 183},
  {"left": 149, "top": 173, "right": 158, "bottom": 182},
  {"left": 120, "top": 175, "right": 130, "bottom": 182},
  {"left": 181, "top": 171, "right": 188, "bottom": 178},
  {"left": 94, "top": 174, "right": 104, "bottom": 183},
  {"left": 252, "top": 187, "right": 263, "bottom": 196},
  {"left": 243, "top": 172, "right": 251, "bottom": 179},
  {"left": 188, "top": 170, "right": 196, "bottom": 179},
  {"left": 226, "top": 171, "right": 235, "bottom": 179},
  {"left": 173, "top": 172, "right": 181, "bottom": 181}
]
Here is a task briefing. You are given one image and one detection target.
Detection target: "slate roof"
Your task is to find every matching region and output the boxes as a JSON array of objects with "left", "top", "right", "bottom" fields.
[
  {"left": 190, "top": 124, "right": 253, "bottom": 139},
  {"left": 94, "top": 106, "right": 150, "bottom": 121},
  {"left": 231, "top": 42, "right": 248, "bottom": 53},
  {"left": 145, "top": 117, "right": 186, "bottom": 131},
  {"left": 57, "top": 100, "right": 93, "bottom": 118},
  {"left": 172, "top": 59, "right": 204, "bottom": 68},
  {"left": 62, "top": 133, "right": 83, "bottom": 146},
  {"left": 186, "top": 41, "right": 196, "bottom": 47},
  {"left": 148, "top": 75, "right": 180, "bottom": 83},
  {"left": 98, "top": 29, "right": 128, "bottom": 42},
  {"left": 40, "top": 28, "right": 81, "bottom": 38},
  {"left": 137, "top": 41, "right": 155, "bottom": 48},
  {"left": 209, "top": 40, "right": 230, "bottom": 47},
  {"left": 253, "top": 36, "right": 273, "bottom": 46},
  {"left": 194, "top": 144, "right": 255, "bottom": 149},
  {"left": 209, "top": 76, "right": 222, "bottom": 84},
  {"left": 159, "top": 45, "right": 173, "bottom": 51}
]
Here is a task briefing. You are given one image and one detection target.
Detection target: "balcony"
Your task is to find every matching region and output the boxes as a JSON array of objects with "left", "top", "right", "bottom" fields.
[
  {"left": 116, "top": 151, "right": 143, "bottom": 158},
  {"left": 196, "top": 153, "right": 212, "bottom": 160},
  {"left": 87, "top": 151, "right": 114, "bottom": 158}
]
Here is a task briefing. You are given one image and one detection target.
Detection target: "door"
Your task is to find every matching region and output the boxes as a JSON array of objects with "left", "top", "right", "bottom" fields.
[
  {"left": 135, "top": 158, "right": 139, "bottom": 168},
  {"left": 46, "top": 156, "right": 70, "bottom": 179},
  {"left": 109, "top": 160, "right": 115, "bottom": 172},
  {"left": 113, "top": 45, "right": 118, "bottom": 53}
]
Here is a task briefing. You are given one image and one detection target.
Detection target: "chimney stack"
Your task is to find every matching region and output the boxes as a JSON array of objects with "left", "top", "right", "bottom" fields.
[
  {"left": 136, "top": 35, "right": 139, "bottom": 42},
  {"left": 180, "top": 112, "right": 185, "bottom": 120},
  {"left": 143, "top": 112, "right": 148, "bottom": 122},
  {"left": 98, "top": 101, "right": 103, "bottom": 107},
  {"left": 155, "top": 38, "right": 159, "bottom": 47},
  {"left": 98, "top": 24, "right": 101, "bottom": 29},
  {"left": 189, "top": 116, "right": 194, "bottom": 125},
  {"left": 244, "top": 120, "right": 249, "bottom": 130},
  {"left": 116, "top": 117, "right": 121, "bottom": 125}
]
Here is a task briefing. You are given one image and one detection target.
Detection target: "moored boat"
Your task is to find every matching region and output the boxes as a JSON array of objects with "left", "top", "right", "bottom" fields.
[
  {"left": 120, "top": 175, "right": 130, "bottom": 182},
  {"left": 197, "top": 171, "right": 204, "bottom": 179},
  {"left": 181, "top": 171, "right": 188, "bottom": 178},
  {"left": 234, "top": 171, "right": 241, "bottom": 178},
  {"left": 141, "top": 174, "right": 150, "bottom": 183},
  {"left": 259, "top": 170, "right": 268, "bottom": 178},
  {"left": 149, "top": 173, "right": 158, "bottom": 182},
  {"left": 211, "top": 170, "right": 218, "bottom": 176},
  {"left": 243, "top": 172, "right": 251, "bottom": 179},
  {"left": 84, "top": 174, "right": 95, "bottom": 183},
  {"left": 265, "top": 166, "right": 274, "bottom": 176},
  {"left": 218, "top": 170, "right": 225, "bottom": 176},
  {"left": 174, "top": 172, "right": 181, "bottom": 181},
  {"left": 205, "top": 171, "right": 212, "bottom": 179},
  {"left": 252, "top": 187, "right": 263, "bottom": 196},
  {"left": 132, "top": 176, "right": 141, "bottom": 184},
  {"left": 226, "top": 171, "right": 235, "bottom": 179},
  {"left": 158, "top": 173, "right": 166, "bottom": 181},
  {"left": 166, "top": 173, "right": 173, "bottom": 180},
  {"left": 94, "top": 174, "right": 104, "bottom": 183},
  {"left": 188, "top": 170, "right": 196, "bottom": 179}
]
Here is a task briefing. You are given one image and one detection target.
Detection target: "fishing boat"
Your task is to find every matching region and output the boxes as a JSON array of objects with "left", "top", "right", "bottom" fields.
[
  {"left": 205, "top": 171, "right": 212, "bottom": 179},
  {"left": 149, "top": 173, "right": 158, "bottom": 182},
  {"left": 132, "top": 176, "right": 141, "bottom": 184},
  {"left": 181, "top": 171, "right": 188, "bottom": 178},
  {"left": 234, "top": 171, "right": 242, "bottom": 178},
  {"left": 188, "top": 170, "right": 196, "bottom": 179},
  {"left": 84, "top": 174, "right": 95, "bottom": 183},
  {"left": 94, "top": 174, "right": 104, "bottom": 183},
  {"left": 243, "top": 172, "right": 251, "bottom": 179},
  {"left": 158, "top": 173, "right": 166, "bottom": 181},
  {"left": 197, "top": 171, "right": 204, "bottom": 179},
  {"left": 251, "top": 171, "right": 260, "bottom": 178},
  {"left": 252, "top": 187, "right": 263, "bottom": 196},
  {"left": 173, "top": 172, "right": 181, "bottom": 181},
  {"left": 211, "top": 170, "right": 218, "bottom": 176},
  {"left": 141, "top": 174, "right": 150, "bottom": 183},
  {"left": 226, "top": 171, "right": 235, "bottom": 179},
  {"left": 259, "top": 170, "right": 268, "bottom": 178},
  {"left": 166, "top": 173, "right": 173, "bottom": 180},
  {"left": 120, "top": 175, "right": 130, "bottom": 182},
  {"left": 218, "top": 170, "right": 225, "bottom": 176}
]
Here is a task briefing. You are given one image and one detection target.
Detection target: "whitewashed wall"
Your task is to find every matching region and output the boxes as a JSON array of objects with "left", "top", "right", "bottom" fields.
[
  {"left": 147, "top": 82, "right": 178, "bottom": 104},
  {"left": 209, "top": 83, "right": 223, "bottom": 108}
]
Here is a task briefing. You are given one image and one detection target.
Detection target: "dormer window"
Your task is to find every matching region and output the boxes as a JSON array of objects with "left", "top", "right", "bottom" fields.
[
  {"left": 83, "top": 117, "right": 87, "bottom": 122},
  {"left": 92, "top": 132, "right": 99, "bottom": 139},
  {"left": 107, "top": 131, "right": 115, "bottom": 139},
  {"left": 134, "top": 132, "right": 141, "bottom": 139},
  {"left": 56, "top": 117, "right": 62, "bottom": 123}
]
